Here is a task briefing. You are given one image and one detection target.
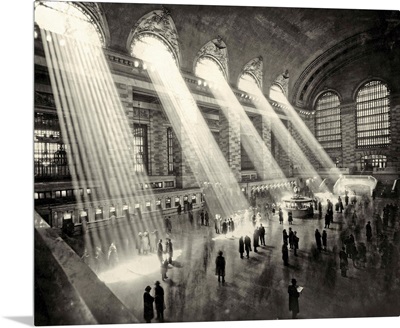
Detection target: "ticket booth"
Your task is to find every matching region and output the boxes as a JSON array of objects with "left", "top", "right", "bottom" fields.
[
  {"left": 109, "top": 205, "right": 116, "bottom": 218},
  {"left": 165, "top": 197, "right": 171, "bottom": 208},
  {"left": 174, "top": 197, "right": 180, "bottom": 207},
  {"left": 62, "top": 211, "right": 74, "bottom": 236},
  {"left": 80, "top": 209, "right": 88, "bottom": 224},
  {"left": 156, "top": 199, "right": 162, "bottom": 210},
  {"left": 95, "top": 207, "right": 104, "bottom": 221},
  {"left": 146, "top": 201, "right": 151, "bottom": 212},
  {"left": 122, "top": 204, "right": 129, "bottom": 219},
  {"left": 192, "top": 195, "right": 197, "bottom": 204},
  {"left": 135, "top": 203, "right": 142, "bottom": 220}
]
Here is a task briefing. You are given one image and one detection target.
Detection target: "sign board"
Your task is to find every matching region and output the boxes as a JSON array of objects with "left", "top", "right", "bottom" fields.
[
  {"left": 80, "top": 211, "right": 87, "bottom": 217},
  {"left": 123, "top": 205, "right": 128, "bottom": 210}
]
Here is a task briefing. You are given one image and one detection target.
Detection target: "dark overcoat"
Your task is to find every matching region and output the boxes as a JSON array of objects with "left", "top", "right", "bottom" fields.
[
  {"left": 239, "top": 237, "right": 244, "bottom": 253},
  {"left": 143, "top": 292, "right": 155, "bottom": 321},
  {"left": 154, "top": 285, "right": 165, "bottom": 312},
  {"left": 288, "top": 285, "right": 300, "bottom": 314}
]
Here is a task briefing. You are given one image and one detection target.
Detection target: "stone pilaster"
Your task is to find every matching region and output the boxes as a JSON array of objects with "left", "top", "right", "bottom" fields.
[
  {"left": 219, "top": 109, "right": 241, "bottom": 182},
  {"left": 252, "top": 114, "right": 272, "bottom": 180},
  {"left": 341, "top": 102, "right": 357, "bottom": 169}
]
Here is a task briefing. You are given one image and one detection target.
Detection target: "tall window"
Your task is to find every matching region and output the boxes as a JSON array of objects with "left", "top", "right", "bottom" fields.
[
  {"left": 315, "top": 92, "right": 342, "bottom": 149},
  {"left": 34, "top": 113, "right": 69, "bottom": 179},
  {"left": 356, "top": 80, "right": 390, "bottom": 148},
  {"left": 35, "top": 1, "right": 104, "bottom": 46},
  {"left": 133, "top": 124, "right": 148, "bottom": 172},
  {"left": 167, "top": 127, "right": 174, "bottom": 174}
]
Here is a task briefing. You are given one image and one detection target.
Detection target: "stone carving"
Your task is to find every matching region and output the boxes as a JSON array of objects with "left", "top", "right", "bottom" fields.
[
  {"left": 240, "top": 56, "right": 263, "bottom": 89},
  {"left": 130, "top": 7, "right": 180, "bottom": 65},
  {"left": 195, "top": 35, "right": 229, "bottom": 81},
  {"left": 133, "top": 108, "right": 150, "bottom": 120},
  {"left": 273, "top": 69, "right": 289, "bottom": 96}
]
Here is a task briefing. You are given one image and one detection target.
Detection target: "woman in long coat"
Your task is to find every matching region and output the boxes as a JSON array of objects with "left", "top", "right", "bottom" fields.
[
  {"left": 143, "top": 286, "right": 155, "bottom": 323},
  {"left": 239, "top": 236, "right": 244, "bottom": 259}
]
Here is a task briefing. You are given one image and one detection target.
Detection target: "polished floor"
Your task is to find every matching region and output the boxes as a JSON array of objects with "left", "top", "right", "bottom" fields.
[{"left": 70, "top": 196, "right": 400, "bottom": 323}]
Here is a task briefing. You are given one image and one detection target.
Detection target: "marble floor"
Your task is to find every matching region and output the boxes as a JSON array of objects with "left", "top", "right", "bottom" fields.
[{"left": 66, "top": 197, "right": 400, "bottom": 323}]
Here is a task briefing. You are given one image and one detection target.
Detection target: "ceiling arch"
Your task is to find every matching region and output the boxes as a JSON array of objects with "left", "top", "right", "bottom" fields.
[{"left": 100, "top": 3, "right": 400, "bottom": 99}]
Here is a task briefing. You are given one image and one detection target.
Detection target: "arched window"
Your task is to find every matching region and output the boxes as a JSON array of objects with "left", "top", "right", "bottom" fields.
[
  {"left": 238, "top": 72, "right": 259, "bottom": 93},
  {"left": 195, "top": 56, "right": 226, "bottom": 83},
  {"left": 315, "top": 92, "right": 342, "bottom": 149},
  {"left": 34, "top": 2, "right": 104, "bottom": 46},
  {"left": 356, "top": 80, "right": 390, "bottom": 148}
]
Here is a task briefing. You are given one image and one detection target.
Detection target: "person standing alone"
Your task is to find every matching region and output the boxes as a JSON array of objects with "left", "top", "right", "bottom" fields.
[
  {"left": 288, "top": 278, "right": 300, "bottom": 319},
  {"left": 215, "top": 251, "right": 226, "bottom": 283}
]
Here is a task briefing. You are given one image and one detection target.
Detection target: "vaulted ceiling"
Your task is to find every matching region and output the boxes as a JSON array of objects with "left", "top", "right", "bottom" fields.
[{"left": 97, "top": 3, "right": 400, "bottom": 104}]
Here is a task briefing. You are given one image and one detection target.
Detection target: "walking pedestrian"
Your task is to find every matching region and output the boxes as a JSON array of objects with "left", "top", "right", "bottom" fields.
[
  {"left": 161, "top": 258, "right": 169, "bottom": 281},
  {"left": 322, "top": 230, "right": 327, "bottom": 251},
  {"left": 215, "top": 251, "right": 226, "bottom": 283},
  {"left": 143, "top": 286, "right": 155, "bottom": 323},
  {"left": 282, "top": 243, "right": 289, "bottom": 266},
  {"left": 288, "top": 211, "right": 293, "bottom": 225},
  {"left": 157, "top": 239, "right": 164, "bottom": 264},
  {"left": 253, "top": 228, "right": 260, "bottom": 252},
  {"left": 315, "top": 229, "right": 322, "bottom": 252},
  {"left": 259, "top": 224, "right": 266, "bottom": 246},
  {"left": 324, "top": 213, "right": 330, "bottom": 228},
  {"left": 293, "top": 231, "right": 299, "bottom": 256},
  {"left": 166, "top": 238, "right": 173, "bottom": 264},
  {"left": 244, "top": 235, "right": 252, "bottom": 258},
  {"left": 239, "top": 236, "right": 244, "bottom": 259},
  {"left": 288, "top": 228, "right": 294, "bottom": 249},
  {"left": 339, "top": 247, "right": 348, "bottom": 277},
  {"left": 279, "top": 208, "right": 284, "bottom": 224}
]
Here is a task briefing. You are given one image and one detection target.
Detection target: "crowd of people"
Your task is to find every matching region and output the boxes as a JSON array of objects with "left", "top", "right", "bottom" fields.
[{"left": 78, "top": 185, "right": 400, "bottom": 322}]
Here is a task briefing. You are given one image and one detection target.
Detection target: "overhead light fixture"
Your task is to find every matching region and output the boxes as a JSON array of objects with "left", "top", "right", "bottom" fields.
[
  {"left": 46, "top": 35, "right": 52, "bottom": 42},
  {"left": 134, "top": 60, "right": 139, "bottom": 67}
]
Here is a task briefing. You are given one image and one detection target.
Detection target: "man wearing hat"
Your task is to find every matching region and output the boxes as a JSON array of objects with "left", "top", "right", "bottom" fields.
[
  {"left": 215, "top": 250, "right": 226, "bottom": 283},
  {"left": 143, "top": 285, "right": 154, "bottom": 323},
  {"left": 154, "top": 281, "right": 165, "bottom": 322},
  {"left": 288, "top": 278, "right": 300, "bottom": 319}
]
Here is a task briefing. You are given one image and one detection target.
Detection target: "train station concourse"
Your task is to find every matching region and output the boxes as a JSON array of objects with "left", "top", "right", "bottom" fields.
[{"left": 30, "top": 1, "right": 400, "bottom": 326}]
